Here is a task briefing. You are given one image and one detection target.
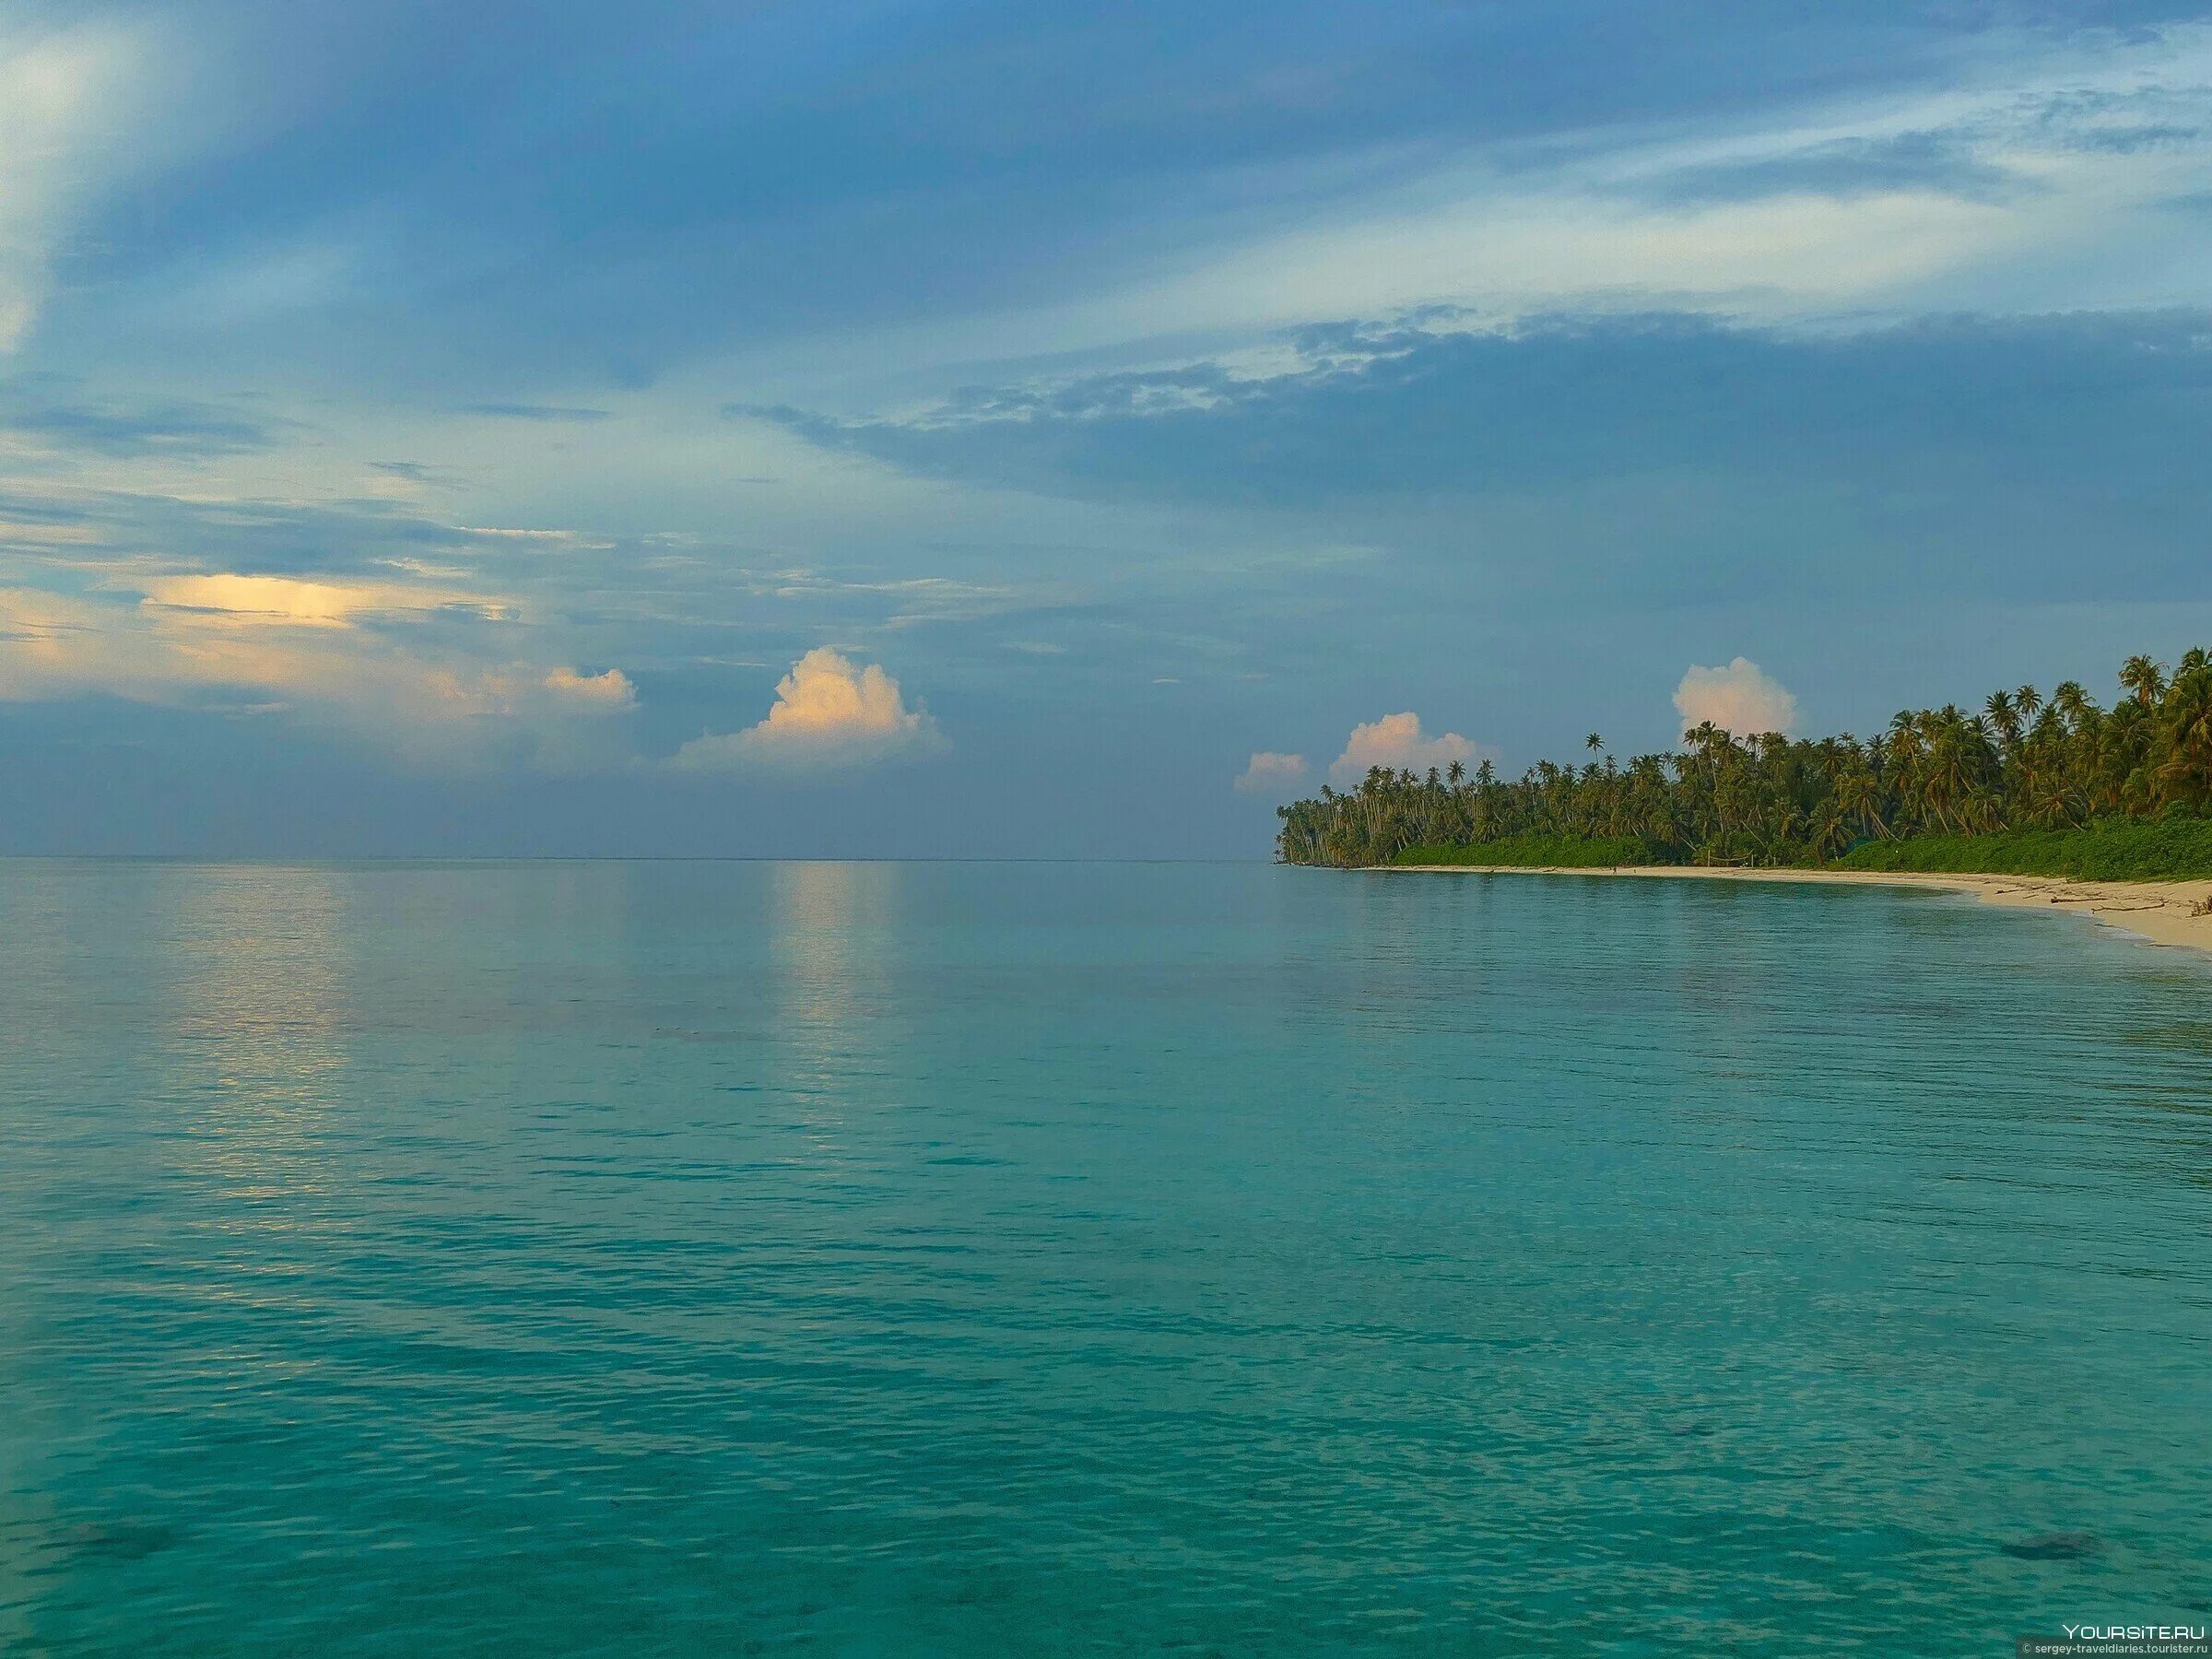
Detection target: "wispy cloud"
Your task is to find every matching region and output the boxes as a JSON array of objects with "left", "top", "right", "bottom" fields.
[
  {"left": 0, "top": 20, "right": 152, "bottom": 350},
  {"left": 746, "top": 309, "right": 2212, "bottom": 610},
  {"left": 0, "top": 560, "right": 637, "bottom": 770},
  {"left": 139, "top": 571, "right": 512, "bottom": 628},
  {"left": 1018, "top": 23, "right": 2212, "bottom": 347},
  {"left": 461, "top": 403, "right": 613, "bottom": 422},
  {"left": 0, "top": 382, "right": 281, "bottom": 459}
]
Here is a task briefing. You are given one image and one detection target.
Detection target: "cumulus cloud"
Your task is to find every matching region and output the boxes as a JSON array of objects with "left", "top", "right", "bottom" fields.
[
  {"left": 1328, "top": 712, "right": 1491, "bottom": 786},
  {"left": 1234, "top": 751, "right": 1310, "bottom": 794},
  {"left": 672, "top": 647, "right": 944, "bottom": 771},
  {"left": 1674, "top": 656, "right": 1797, "bottom": 737},
  {"left": 543, "top": 665, "right": 636, "bottom": 710}
]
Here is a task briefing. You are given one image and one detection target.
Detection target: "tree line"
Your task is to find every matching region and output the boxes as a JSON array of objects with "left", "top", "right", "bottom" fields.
[{"left": 1276, "top": 651, "right": 2212, "bottom": 868}]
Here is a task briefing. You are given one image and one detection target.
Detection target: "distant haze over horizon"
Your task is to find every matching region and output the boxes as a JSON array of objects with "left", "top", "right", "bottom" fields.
[{"left": 5, "top": 3, "right": 2212, "bottom": 856}]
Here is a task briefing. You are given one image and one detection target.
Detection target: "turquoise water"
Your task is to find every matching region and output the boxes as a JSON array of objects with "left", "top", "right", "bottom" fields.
[{"left": 2, "top": 860, "right": 2207, "bottom": 1656}]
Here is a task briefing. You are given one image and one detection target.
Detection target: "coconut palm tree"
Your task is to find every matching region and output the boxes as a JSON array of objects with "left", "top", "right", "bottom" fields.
[
  {"left": 2120, "top": 653, "right": 2168, "bottom": 709},
  {"left": 1985, "top": 689, "right": 2021, "bottom": 753},
  {"left": 2160, "top": 665, "right": 2212, "bottom": 809},
  {"left": 1274, "top": 649, "right": 2212, "bottom": 867}
]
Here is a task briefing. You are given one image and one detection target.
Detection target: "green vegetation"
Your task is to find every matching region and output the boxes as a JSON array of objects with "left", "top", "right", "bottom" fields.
[
  {"left": 1277, "top": 650, "right": 2212, "bottom": 876},
  {"left": 1833, "top": 818, "right": 2212, "bottom": 881},
  {"left": 1392, "top": 834, "right": 1649, "bottom": 868}
]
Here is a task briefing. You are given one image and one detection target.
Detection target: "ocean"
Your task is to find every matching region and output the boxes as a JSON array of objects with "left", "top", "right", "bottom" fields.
[{"left": 2, "top": 859, "right": 2206, "bottom": 1655}]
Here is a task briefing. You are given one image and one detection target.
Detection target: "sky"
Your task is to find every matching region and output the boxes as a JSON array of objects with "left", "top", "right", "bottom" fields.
[{"left": 5, "top": 1, "right": 2212, "bottom": 857}]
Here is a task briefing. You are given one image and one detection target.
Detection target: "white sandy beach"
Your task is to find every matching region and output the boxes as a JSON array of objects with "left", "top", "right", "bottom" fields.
[{"left": 1385, "top": 864, "right": 2212, "bottom": 955}]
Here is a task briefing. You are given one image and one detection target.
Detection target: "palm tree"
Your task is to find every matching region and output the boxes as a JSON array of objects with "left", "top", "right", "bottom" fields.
[
  {"left": 1274, "top": 649, "right": 2212, "bottom": 868},
  {"left": 1984, "top": 689, "right": 2021, "bottom": 752},
  {"left": 2120, "top": 653, "right": 2168, "bottom": 709},
  {"left": 2160, "top": 665, "right": 2212, "bottom": 809}
]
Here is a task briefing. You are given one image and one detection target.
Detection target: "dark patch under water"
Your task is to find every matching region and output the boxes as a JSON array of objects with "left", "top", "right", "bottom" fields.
[
  {"left": 59, "top": 1522, "right": 183, "bottom": 1561},
  {"left": 2000, "top": 1533, "right": 2104, "bottom": 1562}
]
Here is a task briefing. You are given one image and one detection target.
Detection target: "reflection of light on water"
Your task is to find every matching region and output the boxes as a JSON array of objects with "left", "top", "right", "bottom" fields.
[
  {"left": 162, "top": 866, "right": 356, "bottom": 1230},
  {"left": 770, "top": 862, "right": 902, "bottom": 1132}
]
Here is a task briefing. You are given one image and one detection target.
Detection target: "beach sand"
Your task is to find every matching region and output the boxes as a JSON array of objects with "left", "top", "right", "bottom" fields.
[{"left": 1384, "top": 864, "right": 2212, "bottom": 955}]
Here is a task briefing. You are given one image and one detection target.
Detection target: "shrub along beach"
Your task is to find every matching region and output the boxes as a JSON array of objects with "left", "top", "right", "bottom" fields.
[{"left": 1278, "top": 653, "right": 2212, "bottom": 950}]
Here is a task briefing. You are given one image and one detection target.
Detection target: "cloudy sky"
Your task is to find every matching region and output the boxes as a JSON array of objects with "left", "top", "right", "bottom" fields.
[{"left": 5, "top": 1, "right": 2212, "bottom": 856}]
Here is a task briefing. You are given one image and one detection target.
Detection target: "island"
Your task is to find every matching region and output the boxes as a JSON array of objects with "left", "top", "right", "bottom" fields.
[{"left": 1277, "top": 651, "right": 2212, "bottom": 951}]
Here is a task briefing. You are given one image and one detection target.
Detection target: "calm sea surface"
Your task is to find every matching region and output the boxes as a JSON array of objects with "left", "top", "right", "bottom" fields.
[{"left": 1, "top": 860, "right": 2207, "bottom": 1655}]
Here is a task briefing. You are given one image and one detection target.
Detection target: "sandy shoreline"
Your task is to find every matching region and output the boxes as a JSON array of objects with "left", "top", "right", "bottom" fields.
[{"left": 1382, "top": 863, "right": 2212, "bottom": 955}]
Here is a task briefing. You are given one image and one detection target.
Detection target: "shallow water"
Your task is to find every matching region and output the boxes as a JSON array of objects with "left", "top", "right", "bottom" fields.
[{"left": 1, "top": 859, "right": 2207, "bottom": 1655}]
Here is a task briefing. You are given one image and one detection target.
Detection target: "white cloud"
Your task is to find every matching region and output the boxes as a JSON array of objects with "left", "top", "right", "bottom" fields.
[
  {"left": 1234, "top": 750, "right": 1310, "bottom": 794},
  {"left": 2, "top": 581, "right": 446, "bottom": 712},
  {"left": 672, "top": 646, "right": 945, "bottom": 771},
  {"left": 887, "top": 21, "right": 2212, "bottom": 372},
  {"left": 0, "top": 574, "right": 633, "bottom": 769},
  {"left": 544, "top": 665, "right": 636, "bottom": 710},
  {"left": 0, "top": 20, "right": 156, "bottom": 350},
  {"left": 1328, "top": 712, "right": 1491, "bottom": 786},
  {"left": 1129, "top": 188, "right": 2018, "bottom": 342},
  {"left": 1674, "top": 656, "right": 1797, "bottom": 737},
  {"left": 139, "top": 571, "right": 512, "bottom": 628}
]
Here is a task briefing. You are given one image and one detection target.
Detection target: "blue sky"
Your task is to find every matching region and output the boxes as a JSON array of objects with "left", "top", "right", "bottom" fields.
[{"left": 6, "top": 0, "right": 2212, "bottom": 855}]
